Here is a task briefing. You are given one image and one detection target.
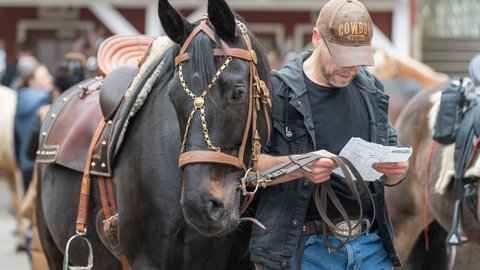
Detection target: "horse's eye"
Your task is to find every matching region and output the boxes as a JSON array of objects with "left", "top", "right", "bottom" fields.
[{"left": 232, "top": 89, "right": 246, "bottom": 101}]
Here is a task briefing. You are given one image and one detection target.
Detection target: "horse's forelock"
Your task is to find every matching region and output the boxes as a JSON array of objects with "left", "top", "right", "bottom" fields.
[
  {"left": 184, "top": 18, "right": 266, "bottom": 94},
  {"left": 187, "top": 32, "right": 217, "bottom": 91}
]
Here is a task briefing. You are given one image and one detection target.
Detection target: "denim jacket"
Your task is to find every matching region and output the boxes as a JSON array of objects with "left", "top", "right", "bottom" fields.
[{"left": 250, "top": 50, "right": 402, "bottom": 269}]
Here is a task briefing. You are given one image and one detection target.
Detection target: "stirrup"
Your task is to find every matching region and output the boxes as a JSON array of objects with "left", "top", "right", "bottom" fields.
[
  {"left": 446, "top": 199, "right": 469, "bottom": 245},
  {"left": 63, "top": 232, "right": 94, "bottom": 270}
]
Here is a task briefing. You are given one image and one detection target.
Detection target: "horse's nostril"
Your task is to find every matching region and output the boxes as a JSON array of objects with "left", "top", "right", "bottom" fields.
[{"left": 206, "top": 198, "right": 224, "bottom": 221}]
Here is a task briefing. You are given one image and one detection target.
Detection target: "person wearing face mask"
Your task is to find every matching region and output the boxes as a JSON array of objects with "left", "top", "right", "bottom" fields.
[{"left": 250, "top": 0, "right": 408, "bottom": 269}]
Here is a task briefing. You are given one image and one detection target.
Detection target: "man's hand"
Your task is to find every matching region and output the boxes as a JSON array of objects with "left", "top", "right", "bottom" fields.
[
  {"left": 257, "top": 150, "right": 338, "bottom": 186},
  {"left": 301, "top": 150, "right": 338, "bottom": 184},
  {"left": 372, "top": 161, "right": 409, "bottom": 186}
]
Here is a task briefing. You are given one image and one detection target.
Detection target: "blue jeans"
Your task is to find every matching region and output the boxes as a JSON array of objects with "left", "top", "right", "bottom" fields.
[{"left": 258, "top": 230, "right": 392, "bottom": 270}]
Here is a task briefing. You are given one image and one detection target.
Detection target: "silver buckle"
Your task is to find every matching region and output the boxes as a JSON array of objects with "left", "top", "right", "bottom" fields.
[{"left": 332, "top": 220, "right": 363, "bottom": 241}]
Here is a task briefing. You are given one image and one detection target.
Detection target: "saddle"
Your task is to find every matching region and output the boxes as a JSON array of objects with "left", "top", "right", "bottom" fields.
[
  {"left": 432, "top": 77, "right": 480, "bottom": 245},
  {"left": 452, "top": 96, "right": 480, "bottom": 219},
  {"left": 36, "top": 66, "right": 138, "bottom": 176},
  {"left": 36, "top": 34, "right": 156, "bottom": 175}
]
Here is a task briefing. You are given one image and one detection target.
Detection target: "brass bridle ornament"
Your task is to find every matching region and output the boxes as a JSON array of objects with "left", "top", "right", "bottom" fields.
[
  {"left": 177, "top": 18, "right": 271, "bottom": 174},
  {"left": 178, "top": 56, "right": 233, "bottom": 153}
]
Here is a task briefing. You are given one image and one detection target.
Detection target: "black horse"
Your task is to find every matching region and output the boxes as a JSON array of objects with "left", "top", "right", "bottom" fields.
[{"left": 36, "top": 0, "right": 271, "bottom": 269}]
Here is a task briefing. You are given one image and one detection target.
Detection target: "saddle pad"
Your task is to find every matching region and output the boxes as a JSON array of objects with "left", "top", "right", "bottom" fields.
[
  {"left": 37, "top": 79, "right": 104, "bottom": 172},
  {"left": 97, "top": 34, "right": 155, "bottom": 77}
]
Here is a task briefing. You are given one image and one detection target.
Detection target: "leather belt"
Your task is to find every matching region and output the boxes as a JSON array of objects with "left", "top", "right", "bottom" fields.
[{"left": 301, "top": 215, "right": 376, "bottom": 238}]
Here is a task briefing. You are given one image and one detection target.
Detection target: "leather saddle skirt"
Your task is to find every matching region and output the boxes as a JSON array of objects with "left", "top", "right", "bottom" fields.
[{"left": 37, "top": 66, "right": 138, "bottom": 176}]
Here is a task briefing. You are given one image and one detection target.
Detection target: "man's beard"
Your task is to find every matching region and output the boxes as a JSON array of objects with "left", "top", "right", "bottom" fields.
[{"left": 319, "top": 63, "right": 355, "bottom": 88}]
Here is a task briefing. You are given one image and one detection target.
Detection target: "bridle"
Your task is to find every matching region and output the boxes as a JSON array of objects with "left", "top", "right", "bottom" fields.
[{"left": 176, "top": 17, "right": 271, "bottom": 174}]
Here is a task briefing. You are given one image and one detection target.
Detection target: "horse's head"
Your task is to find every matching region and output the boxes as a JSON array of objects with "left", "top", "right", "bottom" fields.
[{"left": 158, "top": 0, "right": 271, "bottom": 237}]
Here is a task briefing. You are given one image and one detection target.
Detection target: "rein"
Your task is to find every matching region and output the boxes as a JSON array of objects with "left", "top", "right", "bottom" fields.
[
  {"left": 176, "top": 18, "right": 271, "bottom": 172},
  {"left": 244, "top": 153, "right": 376, "bottom": 251}
]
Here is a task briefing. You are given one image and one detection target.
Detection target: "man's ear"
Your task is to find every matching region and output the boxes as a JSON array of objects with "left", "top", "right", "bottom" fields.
[{"left": 312, "top": 27, "right": 321, "bottom": 47}]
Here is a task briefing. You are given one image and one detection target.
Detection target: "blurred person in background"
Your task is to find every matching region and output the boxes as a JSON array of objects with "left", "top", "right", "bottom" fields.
[
  {"left": 13, "top": 64, "right": 53, "bottom": 256},
  {"left": 52, "top": 52, "right": 87, "bottom": 92},
  {"left": 14, "top": 64, "right": 53, "bottom": 193},
  {"left": 1, "top": 42, "right": 38, "bottom": 89}
]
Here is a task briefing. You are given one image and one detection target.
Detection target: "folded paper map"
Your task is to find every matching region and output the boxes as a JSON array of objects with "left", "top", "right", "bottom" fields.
[{"left": 333, "top": 137, "right": 412, "bottom": 181}]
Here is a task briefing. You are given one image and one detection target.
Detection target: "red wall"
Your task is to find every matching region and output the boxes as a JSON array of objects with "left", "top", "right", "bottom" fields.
[
  {"left": 79, "top": 8, "right": 145, "bottom": 36},
  {"left": 0, "top": 7, "right": 391, "bottom": 66},
  {"left": 239, "top": 11, "right": 312, "bottom": 38},
  {"left": 0, "top": 7, "right": 146, "bottom": 66},
  {"left": 182, "top": 9, "right": 392, "bottom": 41},
  {"left": 0, "top": 8, "right": 37, "bottom": 65},
  {"left": 370, "top": 12, "right": 393, "bottom": 41}
]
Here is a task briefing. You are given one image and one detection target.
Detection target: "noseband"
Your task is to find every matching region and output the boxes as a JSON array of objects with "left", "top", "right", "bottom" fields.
[{"left": 176, "top": 18, "right": 271, "bottom": 172}]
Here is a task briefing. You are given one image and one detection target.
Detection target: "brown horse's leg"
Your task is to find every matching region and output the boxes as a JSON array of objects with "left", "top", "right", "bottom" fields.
[
  {"left": 386, "top": 170, "right": 432, "bottom": 268},
  {"left": 394, "top": 215, "right": 428, "bottom": 266}
]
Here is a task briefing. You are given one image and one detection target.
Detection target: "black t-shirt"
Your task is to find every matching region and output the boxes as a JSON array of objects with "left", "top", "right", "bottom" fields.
[{"left": 303, "top": 73, "right": 374, "bottom": 220}]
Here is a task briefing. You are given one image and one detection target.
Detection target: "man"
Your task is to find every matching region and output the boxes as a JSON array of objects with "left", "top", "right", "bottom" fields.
[{"left": 250, "top": 0, "right": 408, "bottom": 269}]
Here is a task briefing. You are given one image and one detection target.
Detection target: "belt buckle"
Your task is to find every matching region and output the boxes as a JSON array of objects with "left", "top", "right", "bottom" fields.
[{"left": 332, "top": 220, "right": 363, "bottom": 241}]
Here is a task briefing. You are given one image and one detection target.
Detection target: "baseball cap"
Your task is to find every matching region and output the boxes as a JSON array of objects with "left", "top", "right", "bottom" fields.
[{"left": 317, "top": 0, "right": 374, "bottom": 67}]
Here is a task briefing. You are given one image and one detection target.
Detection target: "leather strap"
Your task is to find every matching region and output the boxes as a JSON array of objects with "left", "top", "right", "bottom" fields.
[
  {"left": 248, "top": 153, "right": 376, "bottom": 251},
  {"left": 98, "top": 176, "right": 131, "bottom": 270},
  {"left": 175, "top": 19, "right": 255, "bottom": 66},
  {"left": 179, "top": 150, "right": 246, "bottom": 170},
  {"left": 75, "top": 120, "right": 131, "bottom": 269},
  {"left": 176, "top": 18, "right": 271, "bottom": 174},
  {"left": 248, "top": 154, "right": 322, "bottom": 184},
  {"left": 76, "top": 120, "right": 107, "bottom": 233},
  {"left": 301, "top": 217, "right": 375, "bottom": 235},
  {"left": 316, "top": 156, "right": 375, "bottom": 252},
  {"left": 98, "top": 177, "right": 112, "bottom": 218}
]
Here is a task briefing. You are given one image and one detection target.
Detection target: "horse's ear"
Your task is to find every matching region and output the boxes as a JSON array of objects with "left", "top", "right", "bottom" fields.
[
  {"left": 158, "top": 0, "right": 193, "bottom": 44},
  {"left": 208, "top": 0, "right": 236, "bottom": 40}
]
